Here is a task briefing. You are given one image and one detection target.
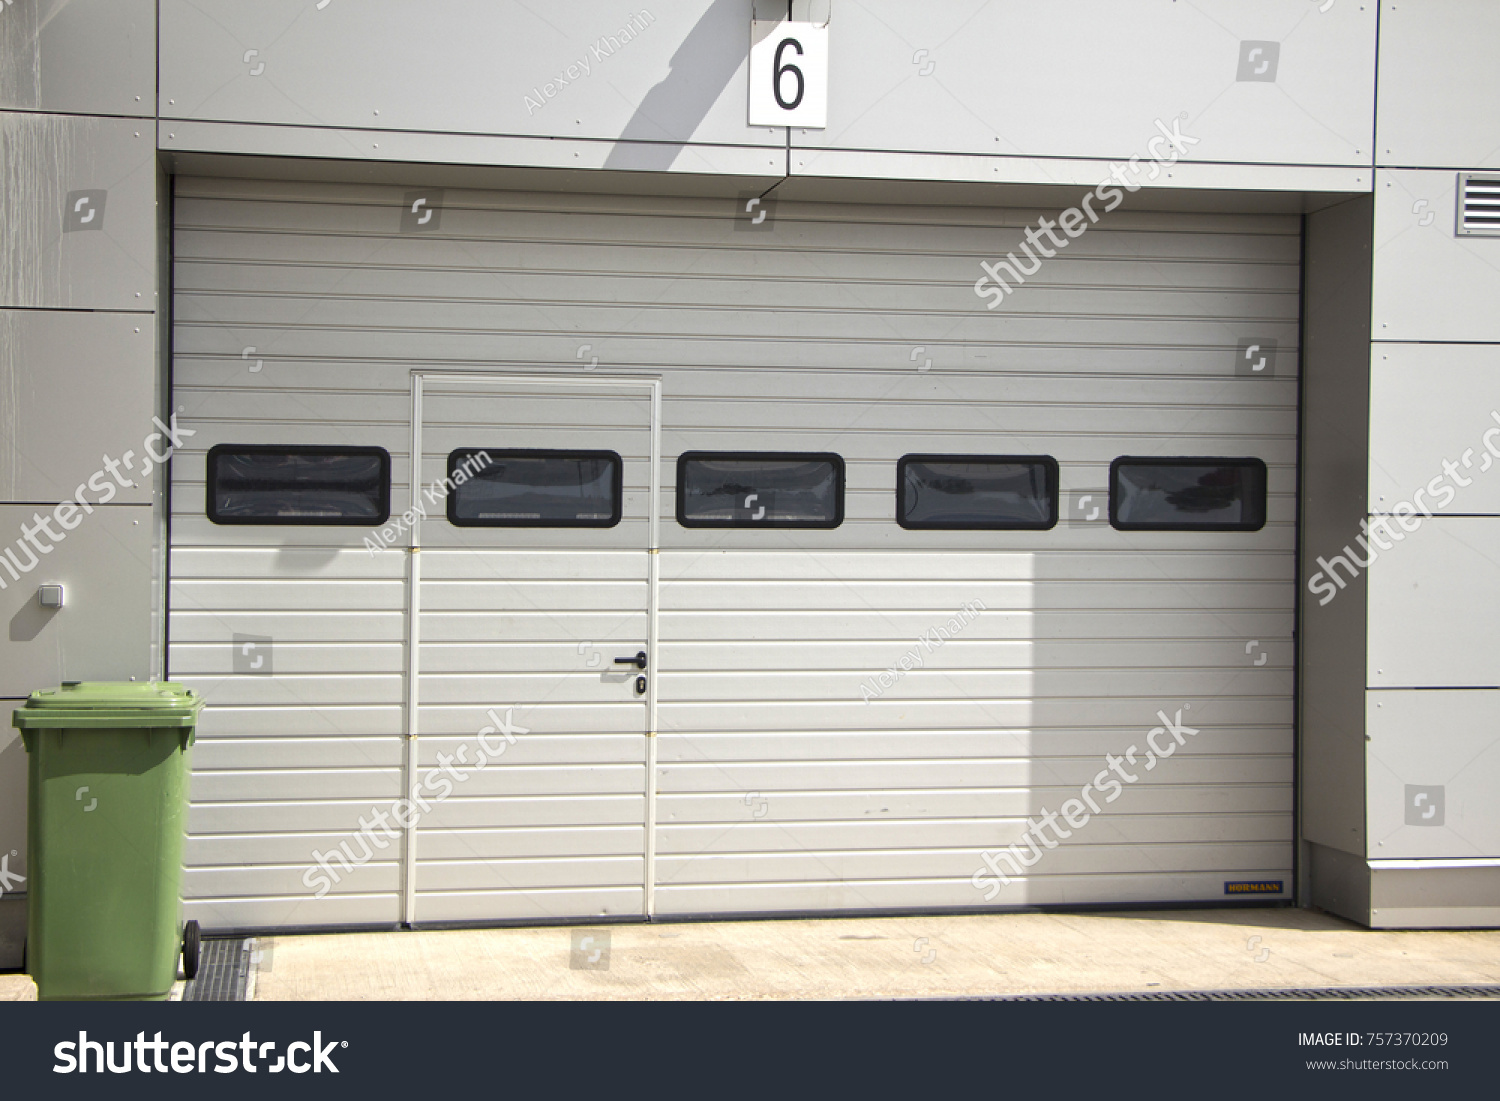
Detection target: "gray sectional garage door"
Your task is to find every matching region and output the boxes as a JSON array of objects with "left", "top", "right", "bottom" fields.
[{"left": 170, "top": 177, "right": 1298, "bottom": 930}]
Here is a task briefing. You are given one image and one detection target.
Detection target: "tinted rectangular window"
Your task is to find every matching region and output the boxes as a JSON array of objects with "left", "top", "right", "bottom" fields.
[
  {"left": 446, "top": 449, "right": 622, "bottom": 527},
  {"left": 1110, "top": 457, "right": 1268, "bottom": 531},
  {"left": 206, "top": 445, "right": 390, "bottom": 525},
  {"left": 677, "top": 452, "right": 844, "bottom": 528},
  {"left": 898, "top": 455, "right": 1058, "bottom": 530}
]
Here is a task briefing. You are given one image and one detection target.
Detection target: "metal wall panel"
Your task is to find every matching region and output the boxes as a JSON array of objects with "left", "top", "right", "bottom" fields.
[
  {"left": 0, "top": 702, "right": 21, "bottom": 967},
  {"left": 157, "top": 0, "right": 1372, "bottom": 170},
  {"left": 0, "top": 0, "right": 155, "bottom": 116},
  {"left": 158, "top": 122, "right": 789, "bottom": 183},
  {"left": 0, "top": 113, "right": 156, "bottom": 309},
  {"left": 158, "top": 0, "right": 779, "bottom": 159},
  {"left": 1299, "top": 195, "right": 1372, "bottom": 861},
  {"left": 1368, "top": 865, "right": 1500, "bottom": 929},
  {"left": 0, "top": 504, "right": 153, "bottom": 697},
  {"left": 171, "top": 176, "right": 1299, "bottom": 926},
  {"left": 0, "top": 310, "right": 156, "bottom": 504},
  {"left": 1367, "top": 518, "right": 1500, "bottom": 689},
  {"left": 794, "top": 0, "right": 1373, "bottom": 167},
  {"left": 1372, "top": 169, "right": 1500, "bottom": 343},
  {"left": 1366, "top": 690, "right": 1500, "bottom": 860},
  {"left": 787, "top": 147, "right": 1374, "bottom": 195},
  {"left": 1375, "top": 0, "right": 1500, "bottom": 171},
  {"left": 1370, "top": 343, "right": 1500, "bottom": 517},
  {"left": 0, "top": 717, "right": 24, "bottom": 884}
]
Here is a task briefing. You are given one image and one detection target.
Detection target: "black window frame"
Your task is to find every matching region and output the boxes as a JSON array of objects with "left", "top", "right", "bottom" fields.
[
  {"left": 444, "top": 447, "right": 624, "bottom": 529},
  {"left": 205, "top": 443, "right": 391, "bottom": 526},
  {"left": 896, "top": 453, "right": 1060, "bottom": 531},
  {"left": 676, "top": 450, "right": 846, "bottom": 529},
  {"left": 1108, "top": 456, "right": 1268, "bottom": 532}
]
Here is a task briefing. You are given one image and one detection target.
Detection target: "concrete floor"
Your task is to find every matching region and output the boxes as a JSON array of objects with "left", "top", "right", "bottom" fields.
[{"left": 5, "top": 907, "right": 1499, "bottom": 1001}]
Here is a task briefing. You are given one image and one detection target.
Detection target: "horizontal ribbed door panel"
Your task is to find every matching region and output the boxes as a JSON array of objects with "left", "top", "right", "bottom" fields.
[
  {"left": 410, "top": 380, "right": 653, "bottom": 924},
  {"left": 171, "top": 177, "right": 1297, "bottom": 927}
]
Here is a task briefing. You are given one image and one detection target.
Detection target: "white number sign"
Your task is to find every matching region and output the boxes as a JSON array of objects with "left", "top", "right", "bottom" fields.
[{"left": 749, "top": 20, "right": 828, "bottom": 129}]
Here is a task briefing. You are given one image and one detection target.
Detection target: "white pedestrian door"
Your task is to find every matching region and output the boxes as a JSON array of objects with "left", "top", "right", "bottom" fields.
[{"left": 406, "top": 375, "right": 659, "bottom": 924}]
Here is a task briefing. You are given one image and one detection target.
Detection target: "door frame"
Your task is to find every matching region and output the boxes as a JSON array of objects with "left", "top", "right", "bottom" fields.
[{"left": 403, "top": 371, "right": 663, "bottom": 924}]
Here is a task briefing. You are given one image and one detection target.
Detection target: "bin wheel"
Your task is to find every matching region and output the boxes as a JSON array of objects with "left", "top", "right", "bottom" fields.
[{"left": 182, "top": 920, "right": 201, "bottom": 981}]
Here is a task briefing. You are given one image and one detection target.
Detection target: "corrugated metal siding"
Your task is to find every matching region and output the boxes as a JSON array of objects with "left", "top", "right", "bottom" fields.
[{"left": 170, "top": 177, "right": 1298, "bottom": 928}]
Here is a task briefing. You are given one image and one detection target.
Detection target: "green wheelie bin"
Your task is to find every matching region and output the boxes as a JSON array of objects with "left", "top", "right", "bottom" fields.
[{"left": 12, "top": 682, "right": 205, "bottom": 1001}]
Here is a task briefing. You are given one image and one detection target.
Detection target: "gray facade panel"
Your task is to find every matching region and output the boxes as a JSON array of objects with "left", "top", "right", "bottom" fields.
[
  {"left": 1367, "top": 521, "right": 1500, "bottom": 691},
  {"left": 793, "top": 0, "right": 1374, "bottom": 167},
  {"left": 1372, "top": 170, "right": 1500, "bottom": 344},
  {"left": 0, "top": 113, "right": 157, "bottom": 309},
  {"left": 159, "top": 1, "right": 777, "bottom": 154},
  {"left": 1370, "top": 864, "right": 1500, "bottom": 929},
  {"left": 0, "top": 716, "right": 23, "bottom": 883},
  {"left": 1370, "top": 344, "right": 1500, "bottom": 518},
  {"left": 0, "top": 310, "right": 156, "bottom": 505},
  {"left": 0, "top": 0, "right": 155, "bottom": 117},
  {"left": 1365, "top": 689, "right": 1500, "bottom": 860},
  {"left": 1376, "top": 0, "right": 1500, "bottom": 171},
  {"left": 1298, "top": 194, "right": 1372, "bottom": 858},
  {"left": 0, "top": 503, "right": 154, "bottom": 698}
]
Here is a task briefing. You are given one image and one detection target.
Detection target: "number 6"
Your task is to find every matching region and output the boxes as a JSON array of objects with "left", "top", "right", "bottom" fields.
[{"left": 774, "top": 37, "right": 805, "bottom": 110}]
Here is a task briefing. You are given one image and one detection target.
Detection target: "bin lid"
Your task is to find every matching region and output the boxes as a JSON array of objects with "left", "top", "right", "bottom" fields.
[{"left": 12, "top": 681, "right": 205, "bottom": 730}]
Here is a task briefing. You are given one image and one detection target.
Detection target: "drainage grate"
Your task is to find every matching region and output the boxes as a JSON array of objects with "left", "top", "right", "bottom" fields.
[
  {"left": 181, "top": 938, "right": 252, "bottom": 1002},
  {"left": 967, "top": 984, "right": 1500, "bottom": 1003}
]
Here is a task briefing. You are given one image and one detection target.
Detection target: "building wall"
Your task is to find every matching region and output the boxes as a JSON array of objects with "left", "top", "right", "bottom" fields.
[
  {"left": 0, "top": 0, "right": 163, "bottom": 965},
  {"left": 151, "top": 0, "right": 1374, "bottom": 194},
  {"left": 1349, "top": 1, "right": 1500, "bottom": 926},
  {"left": 1, "top": 1, "right": 1497, "bottom": 937}
]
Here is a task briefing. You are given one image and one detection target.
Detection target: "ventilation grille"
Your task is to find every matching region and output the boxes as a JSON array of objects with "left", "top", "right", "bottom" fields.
[{"left": 1459, "top": 174, "right": 1500, "bottom": 236}]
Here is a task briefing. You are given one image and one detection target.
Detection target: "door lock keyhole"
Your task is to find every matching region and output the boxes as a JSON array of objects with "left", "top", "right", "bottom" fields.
[{"left": 634, "top": 675, "right": 647, "bottom": 696}]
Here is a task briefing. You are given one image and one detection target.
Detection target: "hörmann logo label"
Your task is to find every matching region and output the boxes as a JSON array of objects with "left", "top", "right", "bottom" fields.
[{"left": 1225, "top": 880, "right": 1284, "bottom": 895}]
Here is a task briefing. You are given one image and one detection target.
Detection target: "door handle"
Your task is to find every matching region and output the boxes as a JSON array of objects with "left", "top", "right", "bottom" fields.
[{"left": 614, "top": 651, "right": 648, "bottom": 670}]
